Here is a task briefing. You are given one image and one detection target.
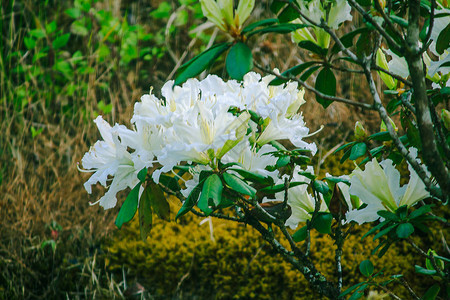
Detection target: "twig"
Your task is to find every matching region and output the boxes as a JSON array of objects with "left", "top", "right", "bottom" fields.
[
  {"left": 361, "top": 59, "right": 436, "bottom": 195},
  {"left": 372, "top": 65, "right": 412, "bottom": 87},
  {"left": 255, "top": 63, "right": 375, "bottom": 110}
]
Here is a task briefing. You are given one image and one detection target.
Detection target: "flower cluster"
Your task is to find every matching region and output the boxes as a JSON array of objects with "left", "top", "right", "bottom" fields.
[{"left": 81, "top": 73, "right": 315, "bottom": 211}]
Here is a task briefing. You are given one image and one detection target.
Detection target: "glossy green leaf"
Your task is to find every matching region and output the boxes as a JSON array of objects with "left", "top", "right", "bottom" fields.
[
  {"left": 276, "top": 155, "right": 291, "bottom": 168},
  {"left": 159, "top": 174, "right": 181, "bottom": 192},
  {"left": 115, "top": 182, "right": 141, "bottom": 229},
  {"left": 340, "top": 148, "right": 352, "bottom": 163},
  {"left": 389, "top": 15, "right": 408, "bottom": 28},
  {"left": 334, "top": 141, "right": 356, "bottom": 153},
  {"left": 175, "top": 43, "right": 231, "bottom": 85},
  {"left": 278, "top": 5, "right": 300, "bottom": 23},
  {"left": 52, "top": 33, "right": 71, "bottom": 49},
  {"left": 260, "top": 181, "right": 307, "bottom": 194},
  {"left": 415, "top": 265, "right": 437, "bottom": 275},
  {"left": 137, "top": 167, "right": 148, "bottom": 182},
  {"left": 176, "top": 180, "right": 204, "bottom": 220},
  {"left": 315, "top": 68, "right": 336, "bottom": 108},
  {"left": 373, "top": 223, "right": 397, "bottom": 240},
  {"left": 396, "top": 223, "right": 414, "bottom": 238},
  {"left": 292, "top": 225, "right": 308, "bottom": 242},
  {"left": 242, "top": 19, "right": 278, "bottom": 34},
  {"left": 368, "top": 131, "right": 391, "bottom": 141},
  {"left": 436, "top": 23, "right": 450, "bottom": 55},
  {"left": 349, "top": 142, "right": 367, "bottom": 160},
  {"left": 298, "top": 40, "right": 328, "bottom": 56},
  {"left": 247, "top": 23, "right": 309, "bottom": 37},
  {"left": 139, "top": 186, "right": 153, "bottom": 241},
  {"left": 312, "top": 212, "right": 333, "bottom": 234},
  {"left": 409, "top": 205, "right": 432, "bottom": 219},
  {"left": 313, "top": 180, "right": 330, "bottom": 195},
  {"left": 361, "top": 220, "right": 389, "bottom": 240},
  {"left": 377, "top": 210, "right": 400, "bottom": 221},
  {"left": 339, "top": 282, "right": 366, "bottom": 298},
  {"left": 359, "top": 259, "right": 374, "bottom": 277},
  {"left": 223, "top": 172, "right": 256, "bottom": 198},
  {"left": 226, "top": 42, "right": 253, "bottom": 80},
  {"left": 198, "top": 174, "right": 223, "bottom": 215},
  {"left": 228, "top": 168, "right": 273, "bottom": 184},
  {"left": 270, "top": 61, "right": 316, "bottom": 85},
  {"left": 300, "top": 65, "right": 320, "bottom": 81}
]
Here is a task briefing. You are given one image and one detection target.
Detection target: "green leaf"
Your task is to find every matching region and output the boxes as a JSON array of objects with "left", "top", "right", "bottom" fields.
[
  {"left": 115, "top": 183, "right": 141, "bottom": 229},
  {"left": 324, "top": 176, "right": 350, "bottom": 185},
  {"left": 137, "top": 167, "right": 148, "bottom": 182},
  {"left": 348, "top": 284, "right": 368, "bottom": 300},
  {"left": 349, "top": 142, "right": 367, "bottom": 160},
  {"left": 176, "top": 180, "right": 203, "bottom": 220},
  {"left": 270, "top": 0, "right": 286, "bottom": 14},
  {"left": 396, "top": 223, "right": 414, "bottom": 238},
  {"left": 312, "top": 212, "right": 333, "bottom": 234},
  {"left": 292, "top": 226, "right": 308, "bottom": 242},
  {"left": 159, "top": 174, "right": 181, "bottom": 192},
  {"left": 226, "top": 42, "right": 253, "bottom": 80},
  {"left": 415, "top": 265, "right": 437, "bottom": 275},
  {"left": 340, "top": 282, "right": 366, "bottom": 298},
  {"left": 147, "top": 182, "right": 170, "bottom": 221},
  {"left": 270, "top": 61, "right": 317, "bottom": 85},
  {"left": 198, "top": 174, "right": 223, "bottom": 215},
  {"left": 359, "top": 260, "right": 374, "bottom": 277},
  {"left": 373, "top": 223, "right": 397, "bottom": 240},
  {"left": 276, "top": 155, "right": 291, "bottom": 168},
  {"left": 298, "top": 41, "right": 328, "bottom": 56},
  {"left": 71, "top": 19, "right": 89, "bottom": 36},
  {"left": 300, "top": 65, "right": 320, "bottom": 81},
  {"left": 315, "top": 68, "right": 336, "bottom": 108},
  {"left": 377, "top": 210, "right": 400, "bottom": 221},
  {"left": 247, "top": 23, "right": 309, "bottom": 37},
  {"left": 139, "top": 186, "right": 153, "bottom": 241},
  {"left": 313, "top": 180, "right": 330, "bottom": 195},
  {"left": 334, "top": 141, "right": 356, "bottom": 153},
  {"left": 331, "top": 27, "right": 368, "bottom": 54},
  {"left": 223, "top": 172, "right": 256, "bottom": 198},
  {"left": 361, "top": 220, "right": 390, "bottom": 240},
  {"left": 228, "top": 168, "right": 273, "bottom": 184},
  {"left": 242, "top": 19, "right": 279, "bottom": 34},
  {"left": 260, "top": 181, "right": 307, "bottom": 194},
  {"left": 52, "top": 33, "right": 71, "bottom": 50},
  {"left": 175, "top": 43, "right": 231, "bottom": 85},
  {"left": 24, "top": 37, "right": 36, "bottom": 50},
  {"left": 422, "top": 284, "right": 440, "bottom": 300},
  {"left": 368, "top": 131, "right": 391, "bottom": 141},
  {"left": 29, "top": 29, "right": 46, "bottom": 39},
  {"left": 340, "top": 148, "right": 352, "bottom": 163},
  {"left": 278, "top": 5, "right": 300, "bottom": 23},
  {"left": 65, "top": 8, "right": 82, "bottom": 19},
  {"left": 436, "top": 23, "right": 450, "bottom": 55},
  {"left": 389, "top": 15, "right": 408, "bottom": 28}
]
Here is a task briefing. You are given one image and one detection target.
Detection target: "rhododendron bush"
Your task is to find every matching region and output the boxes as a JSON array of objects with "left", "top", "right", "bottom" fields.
[{"left": 80, "top": 0, "right": 449, "bottom": 298}]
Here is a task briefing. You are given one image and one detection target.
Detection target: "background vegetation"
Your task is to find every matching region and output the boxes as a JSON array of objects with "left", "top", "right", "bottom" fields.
[{"left": 1, "top": 0, "right": 445, "bottom": 299}]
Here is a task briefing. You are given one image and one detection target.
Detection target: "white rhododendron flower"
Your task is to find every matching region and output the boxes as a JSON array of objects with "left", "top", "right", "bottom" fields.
[
  {"left": 80, "top": 116, "right": 139, "bottom": 209},
  {"left": 200, "top": 0, "right": 255, "bottom": 33},
  {"left": 346, "top": 149, "right": 430, "bottom": 224},
  {"left": 265, "top": 166, "right": 328, "bottom": 229},
  {"left": 292, "top": 0, "right": 352, "bottom": 48},
  {"left": 81, "top": 72, "right": 316, "bottom": 209}
]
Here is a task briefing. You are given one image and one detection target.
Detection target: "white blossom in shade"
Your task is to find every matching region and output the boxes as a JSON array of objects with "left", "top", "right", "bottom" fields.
[
  {"left": 222, "top": 140, "right": 279, "bottom": 180},
  {"left": 346, "top": 149, "right": 430, "bottom": 224},
  {"left": 81, "top": 116, "right": 139, "bottom": 209},
  {"left": 265, "top": 166, "right": 328, "bottom": 229}
]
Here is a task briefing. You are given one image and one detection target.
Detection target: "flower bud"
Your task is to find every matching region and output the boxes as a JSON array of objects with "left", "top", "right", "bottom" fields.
[
  {"left": 442, "top": 109, "right": 450, "bottom": 131},
  {"left": 354, "top": 121, "right": 367, "bottom": 140},
  {"left": 380, "top": 117, "right": 398, "bottom": 132}
]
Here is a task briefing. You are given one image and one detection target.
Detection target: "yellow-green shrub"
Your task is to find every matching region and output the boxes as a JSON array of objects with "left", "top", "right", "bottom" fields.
[{"left": 105, "top": 205, "right": 442, "bottom": 299}]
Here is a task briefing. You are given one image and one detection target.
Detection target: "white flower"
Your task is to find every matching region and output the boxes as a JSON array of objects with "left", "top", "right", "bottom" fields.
[
  {"left": 200, "top": 0, "right": 255, "bottom": 33},
  {"left": 346, "top": 149, "right": 430, "bottom": 224},
  {"left": 265, "top": 166, "right": 328, "bottom": 229},
  {"left": 81, "top": 116, "right": 139, "bottom": 209}
]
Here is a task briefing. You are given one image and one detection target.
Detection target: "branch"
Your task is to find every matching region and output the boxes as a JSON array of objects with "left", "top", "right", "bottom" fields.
[
  {"left": 404, "top": 0, "right": 450, "bottom": 201},
  {"left": 255, "top": 63, "right": 375, "bottom": 110},
  {"left": 372, "top": 65, "right": 413, "bottom": 87},
  {"left": 361, "top": 59, "right": 437, "bottom": 196}
]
